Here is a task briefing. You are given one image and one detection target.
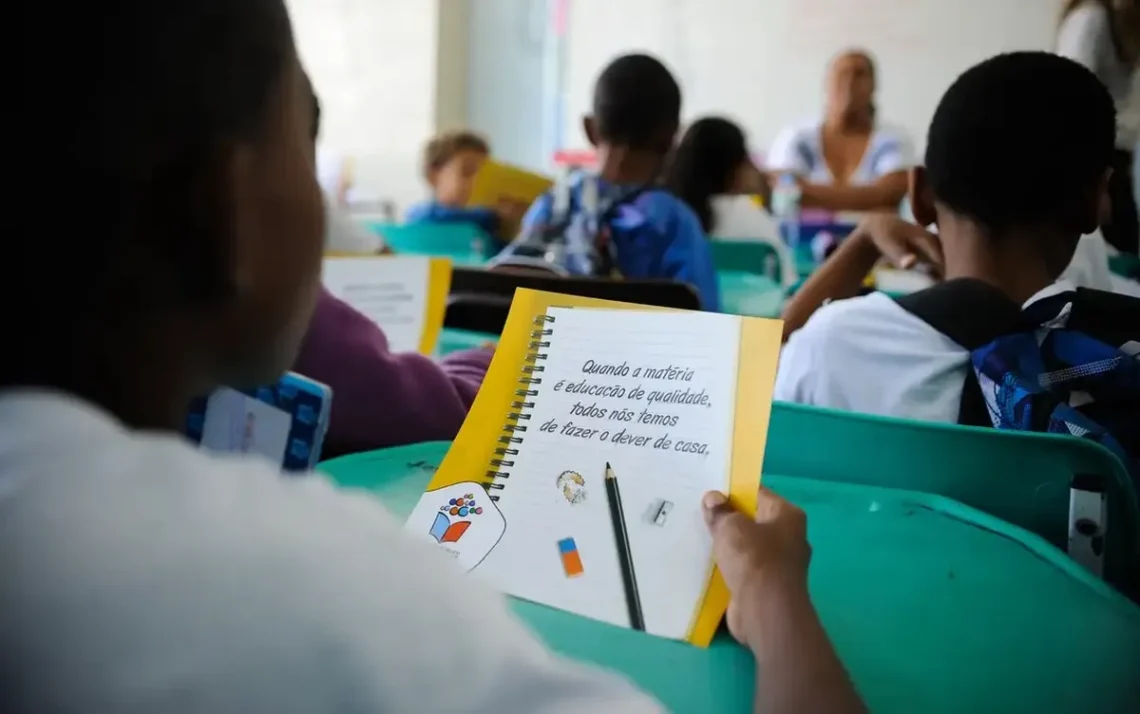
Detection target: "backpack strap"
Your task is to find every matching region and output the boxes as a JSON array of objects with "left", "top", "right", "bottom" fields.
[
  {"left": 895, "top": 279, "right": 1028, "bottom": 427},
  {"left": 593, "top": 183, "right": 661, "bottom": 276}
]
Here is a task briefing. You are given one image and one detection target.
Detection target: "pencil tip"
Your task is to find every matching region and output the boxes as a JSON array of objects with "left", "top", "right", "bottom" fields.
[{"left": 605, "top": 461, "right": 612, "bottom": 470}]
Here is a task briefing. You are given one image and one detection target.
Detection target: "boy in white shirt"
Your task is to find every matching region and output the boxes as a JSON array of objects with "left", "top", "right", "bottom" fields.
[
  {"left": 776, "top": 52, "right": 1137, "bottom": 424},
  {"left": 2, "top": 2, "right": 866, "bottom": 713}
]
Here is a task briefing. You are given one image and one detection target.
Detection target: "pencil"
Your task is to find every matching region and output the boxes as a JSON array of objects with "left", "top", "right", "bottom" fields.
[{"left": 604, "top": 461, "right": 644, "bottom": 631}]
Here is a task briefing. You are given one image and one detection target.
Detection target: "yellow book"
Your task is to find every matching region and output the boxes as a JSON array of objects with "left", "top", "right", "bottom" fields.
[
  {"left": 321, "top": 255, "right": 451, "bottom": 354},
  {"left": 405, "top": 289, "right": 782, "bottom": 647},
  {"left": 467, "top": 159, "right": 554, "bottom": 209}
]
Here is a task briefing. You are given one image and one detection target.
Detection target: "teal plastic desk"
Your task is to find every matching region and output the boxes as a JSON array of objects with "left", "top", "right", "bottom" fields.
[
  {"left": 717, "top": 271, "right": 784, "bottom": 318},
  {"left": 438, "top": 327, "right": 498, "bottom": 355},
  {"left": 320, "top": 443, "right": 1140, "bottom": 714}
]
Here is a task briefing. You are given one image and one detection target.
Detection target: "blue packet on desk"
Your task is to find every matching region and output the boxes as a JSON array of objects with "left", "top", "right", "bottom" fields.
[{"left": 185, "top": 372, "right": 332, "bottom": 472}]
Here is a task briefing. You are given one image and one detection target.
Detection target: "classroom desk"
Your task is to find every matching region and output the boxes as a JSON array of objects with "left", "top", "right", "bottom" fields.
[
  {"left": 717, "top": 271, "right": 785, "bottom": 318},
  {"left": 320, "top": 443, "right": 1140, "bottom": 714},
  {"left": 438, "top": 327, "right": 498, "bottom": 355}
]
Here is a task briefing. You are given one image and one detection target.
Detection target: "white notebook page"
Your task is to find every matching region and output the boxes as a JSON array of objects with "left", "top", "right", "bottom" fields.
[
  {"left": 321, "top": 256, "right": 430, "bottom": 353},
  {"left": 473, "top": 306, "right": 742, "bottom": 640}
]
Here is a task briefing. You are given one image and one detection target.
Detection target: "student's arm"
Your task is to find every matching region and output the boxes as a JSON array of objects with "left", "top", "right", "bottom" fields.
[
  {"left": 799, "top": 132, "right": 915, "bottom": 212},
  {"left": 660, "top": 202, "right": 721, "bottom": 311},
  {"left": 292, "top": 290, "right": 493, "bottom": 454},
  {"left": 704, "top": 489, "right": 867, "bottom": 714},
  {"left": 781, "top": 231, "right": 880, "bottom": 340},
  {"left": 781, "top": 214, "right": 942, "bottom": 340},
  {"left": 799, "top": 171, "right": 908, "bottom": 212}
]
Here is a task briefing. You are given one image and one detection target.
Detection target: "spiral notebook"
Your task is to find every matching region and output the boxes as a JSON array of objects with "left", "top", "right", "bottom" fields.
[
  {"left": 321, "top": 255, "right": 451, "bottom": 354},
  {"left": 405, "top": 289, "right": 782, "bottom": 646}
]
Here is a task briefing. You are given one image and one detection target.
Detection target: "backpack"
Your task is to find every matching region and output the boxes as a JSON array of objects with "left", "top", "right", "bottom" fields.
[
  {"left": 896, "top": 279, "right": 1140, "bottom": 479},
  {"left": 492, "top": 173, "right": 660, "bottom": 277}
]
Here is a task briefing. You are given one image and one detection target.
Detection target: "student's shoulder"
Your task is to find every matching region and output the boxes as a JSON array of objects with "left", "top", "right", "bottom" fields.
[
  {"left": 641, "top": 188, "right": 704, "bottom": 236},
  {"left": 785, "top": 290, "right": 949, "bottom": 362}
]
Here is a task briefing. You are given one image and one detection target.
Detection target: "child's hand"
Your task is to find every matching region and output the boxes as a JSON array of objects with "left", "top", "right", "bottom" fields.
[
  {"left": 703, "top": 488, "right": 811, "bottom": 650},
  {"left": 851, "top": 214, "right": 943, "bottom": 276}
]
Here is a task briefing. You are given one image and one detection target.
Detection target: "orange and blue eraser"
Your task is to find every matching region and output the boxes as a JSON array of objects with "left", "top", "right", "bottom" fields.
[{"left": 558, "top": 537, "right": 584, "bottom": 577}]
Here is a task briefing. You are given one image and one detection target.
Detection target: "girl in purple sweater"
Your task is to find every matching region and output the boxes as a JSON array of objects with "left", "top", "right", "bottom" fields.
[
  {"left": 296, "top": 87, "right": 492, "bottom": 457},
  {"left": 292, "top": 288, "right": 492, "bottom": 457}
]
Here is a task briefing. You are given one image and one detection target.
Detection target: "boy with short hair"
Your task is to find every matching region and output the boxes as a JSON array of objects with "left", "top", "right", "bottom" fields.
[
  {"left": 405, "top": 130, "right": 513, "bottom": 239},
  {"left": 776, "top": 52, "right": 1138, "bottom": 464},
  {"left": 495, "top": 54, "right": 721, "bottom": 311}
]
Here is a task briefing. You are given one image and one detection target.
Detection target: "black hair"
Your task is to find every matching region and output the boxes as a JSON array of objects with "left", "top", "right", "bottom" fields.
[
  {"left": 664, "top": 117, "right": 750, "bottom": 233},
  {"left": 9, "top": 0, "right": 294, "bottom": 386},
  {"left": 924, "top": 51, "right": 1115, "bottom": 232},
  {"left": 592, "top": 54, "right": 682, "bottom": 152}
]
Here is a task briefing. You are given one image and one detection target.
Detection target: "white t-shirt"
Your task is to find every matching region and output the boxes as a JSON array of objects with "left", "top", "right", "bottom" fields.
[
  {"left": 0, "top": 391, "right": 660, "bottom": 714},
  {"left": 709, "top": 195, "right": 798, "bottom": 287},
  {"left": 773, "top": 281, "right": 1078, "bottom": 423},
  {"left": 1063, "top": 230, "right": 1116, "bottom": 291},
  {"left": 766, "top": 120, "right": 916, "bottom": 185},
  {"left": 1057, "top": 3, "right": 1139, "bottom": 148}
]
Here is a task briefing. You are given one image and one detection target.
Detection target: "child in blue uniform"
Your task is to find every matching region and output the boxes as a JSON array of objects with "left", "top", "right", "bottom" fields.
[
  {"left": 405, "top": 131, "right": 513, "bottom": 246},
  {"left": 496, "top": 54, "right": 720, "bottom": 311}
]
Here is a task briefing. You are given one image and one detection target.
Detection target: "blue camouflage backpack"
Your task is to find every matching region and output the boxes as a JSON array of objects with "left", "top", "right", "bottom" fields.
[
  {"left": 491, "top": 173, "right": 659, "bottom": 277},
  {"left": 898, "top": 279, "right": 1140, "bottom": 481}
]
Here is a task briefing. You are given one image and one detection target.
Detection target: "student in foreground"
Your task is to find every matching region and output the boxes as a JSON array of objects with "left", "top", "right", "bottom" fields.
[
  {"left": 296, "top": 90, "right": 492, "bottom": 457},
  {"left": 1, "top": 2, "right": 866, "bottom": 713},
  {"left": 776, "top": 52, "right": 1138, "bottom": 453},
  {"left": 665, "top": 116, "right": 798, "bottom": 289},
  {"left": 494, "top": 54, "right": 721, "bottom": 311},
  {"left": 405, "top": 130, "right": 522, "bottom": 246}
]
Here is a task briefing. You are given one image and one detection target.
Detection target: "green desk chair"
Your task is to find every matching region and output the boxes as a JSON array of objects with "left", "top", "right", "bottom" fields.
[
  {"left": 764, "top": 402, "right": 1140, "bottom": 595},
  {"left": 437, "top": 327, "right": 498, "bottom": 355},
  {"left": 364, "top": 222, "right": 496, "bottom": 265},
  {"left": 717, "top": 271, "right": 784, "bottom": 318},
  {"left": 709, "top": 240, "right": 783, "bottom": 284},
  {"left": 1108, "top": 252, "right": 1140, "bottom": 280},
  {"left": 319, "top": 443, "right": 1140, "bottom": 714}
]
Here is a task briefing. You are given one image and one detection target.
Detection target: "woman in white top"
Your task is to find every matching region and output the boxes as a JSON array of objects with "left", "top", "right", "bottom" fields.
[
  {"left": 665, "top": 117, "right": 797, "bottom": 286},
  {"left": 767, "top": 50, "right": 915, "bottom": 213},
  {"left": 1057, "top": 0, "right": 1139, "bottom": 255}
]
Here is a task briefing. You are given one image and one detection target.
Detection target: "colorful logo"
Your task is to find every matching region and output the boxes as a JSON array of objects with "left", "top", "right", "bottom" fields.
[{"left": 429, "top": 493, "right": 483, "bottom": 544}]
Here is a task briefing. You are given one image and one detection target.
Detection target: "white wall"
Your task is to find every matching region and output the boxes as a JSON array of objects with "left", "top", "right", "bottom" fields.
[
  {"left": 562, "top": 0, "right": 1065, "bottom": 159},
  {"left": 288, "top": 0, "right": 469, "bottom": 210},
  {"left": 466, "top": 0, "right": 552, "bottom": 170}
]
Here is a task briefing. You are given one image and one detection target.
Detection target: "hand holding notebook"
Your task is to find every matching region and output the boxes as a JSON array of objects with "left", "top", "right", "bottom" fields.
[{"left": 406, "top": 289, "right": 782, "bottom": 646}]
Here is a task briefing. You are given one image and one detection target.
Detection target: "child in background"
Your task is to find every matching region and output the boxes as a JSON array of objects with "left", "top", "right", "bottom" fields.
[
  {"left": 494, "top": 54, "right": 721, "bottom": 311},
  {"left": 664, "top": 117, "right": 796, "bottom": 289},
  {"left": 297, "top": 84, "right": 492, "bottom": 457},
  {"left": 776, "top": 53, "right": 1138, "bottom": 440},
  {"left": 405, "top": 131, "right": 520, "bottom": 246},
  {"left": 312, "top": 95, "right": 385, "bottom": 254}
]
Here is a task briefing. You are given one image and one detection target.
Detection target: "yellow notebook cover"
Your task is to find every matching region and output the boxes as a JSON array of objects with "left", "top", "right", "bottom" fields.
[
  {"left": 320, "top": 255, "right": 451, "bottom": 354},
  {"left": 467, "top": 160, "right": 554, "bottom": 209},
  {"left": 405, "top": 289, "right": 782, "bottom": 647}
]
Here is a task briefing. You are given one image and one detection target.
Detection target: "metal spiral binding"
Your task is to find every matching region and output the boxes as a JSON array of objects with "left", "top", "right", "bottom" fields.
[{"left": 485, "top": 313, "right": 555, "bottom": 501}]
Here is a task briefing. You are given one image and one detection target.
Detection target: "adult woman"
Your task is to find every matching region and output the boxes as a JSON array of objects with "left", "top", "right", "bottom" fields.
[
  {"left": 767, "top": 49, "right": 914, "bottom": 213},
  {"left": 665, "top": 117, "right": 797, "bottom": 286},
  {"left": 1057, "top": 0, "right": 1139, "bottom": 255}
]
